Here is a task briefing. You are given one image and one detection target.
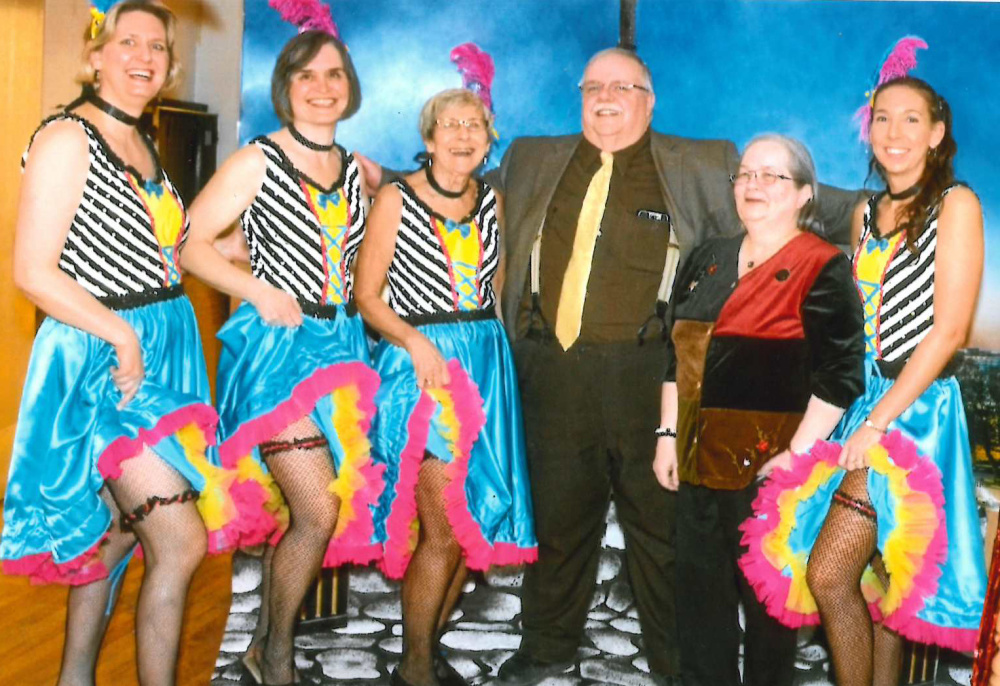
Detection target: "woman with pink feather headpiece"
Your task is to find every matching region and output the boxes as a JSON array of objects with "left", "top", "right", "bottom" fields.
[
  {"left": 739, "top": 37, "right": 987, "bottom": 685},
  {"left": 181, "top": 2, "right": 384, "bottom": 684},
  {"left": 354, "top": 44, "right": 537, "bottom": 686}
]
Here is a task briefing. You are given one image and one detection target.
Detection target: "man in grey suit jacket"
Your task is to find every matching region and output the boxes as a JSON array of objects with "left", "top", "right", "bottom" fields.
[{"left": 491, "top": 48, "right": 860, "bottom": 686}]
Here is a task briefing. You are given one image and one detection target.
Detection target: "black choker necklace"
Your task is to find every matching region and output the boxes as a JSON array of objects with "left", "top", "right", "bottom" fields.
[
  {"left": 86, "top": 88, "right": 140, "bottom": 127},
  {"left": 887, "top": 183, "right": 921, "bottom": 201},
  {"left": 424, "top": 164, "right": 468, "bottom": 199},
  {"left": 289, "top": 124, "right": 334, "bottom": 152}
]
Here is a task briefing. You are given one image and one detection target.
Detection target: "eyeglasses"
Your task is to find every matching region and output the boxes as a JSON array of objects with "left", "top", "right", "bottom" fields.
[
  {"left": 730, "top": 170, "right": 796, "bottom": 186},
  {"left": 436, "top": 118, "right": 488, "bottom": 132},
  {"left": 578, "top": 81, "right": 651, "bottom": 97}
]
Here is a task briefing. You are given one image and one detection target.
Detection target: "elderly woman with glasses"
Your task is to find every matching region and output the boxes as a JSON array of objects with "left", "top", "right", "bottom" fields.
[
  {"left": 652, "top": 134, "right": 865, "bottom": 686},
  {"left": 355, "top": 88, "right": 537, "bottom": 686}
]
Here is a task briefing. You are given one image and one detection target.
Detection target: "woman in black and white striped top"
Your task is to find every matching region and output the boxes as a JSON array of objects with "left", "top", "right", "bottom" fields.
[
  {"left": 356, "top": 88, "right": 537, "bottom": 686},
  {"left": 1, "top": 3, "right": 234, "bottom": 683},
  {"left": 802, "top": 77, "right": 986, "bottom": 682},
  {"left": 182, "top": 30, "right": 382, "bottom": 686}
]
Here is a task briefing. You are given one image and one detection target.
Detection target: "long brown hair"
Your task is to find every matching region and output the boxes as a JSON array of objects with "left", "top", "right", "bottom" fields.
[{"left": 867, "top": 77, "right": 956, "bottom": 252}]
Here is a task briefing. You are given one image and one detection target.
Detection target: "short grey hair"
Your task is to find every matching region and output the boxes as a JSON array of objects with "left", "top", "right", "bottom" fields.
[
  {"left": 583, "top": 47, "right": 654, "bottom": 93},
  {"left": 418, "top": 88, "right": 492, "bottom": 141},
  {"left": 743, "top": 133, "right": 821, "bottom": 233}
]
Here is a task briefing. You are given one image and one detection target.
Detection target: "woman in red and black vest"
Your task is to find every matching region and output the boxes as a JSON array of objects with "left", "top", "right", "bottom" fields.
[{"left": 652, "top": 134, "right": 865, "bottom": 686}]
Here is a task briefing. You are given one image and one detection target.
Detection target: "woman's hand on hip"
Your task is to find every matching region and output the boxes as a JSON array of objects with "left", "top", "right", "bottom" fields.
[
  {"left": 839, "top": 424, "right": 882, "bottom": 471},
  {"left": 111, "top": 330, "right": 145, "bottom": 409},
  {"left": 250, "top": 282, "right": 303, "bottom": 327},
  {"left": 405, "top": 333, "right": 450, "bottom": 390},
  {"left": 652, "top": 437, "right": 679, "bottom": 491}
]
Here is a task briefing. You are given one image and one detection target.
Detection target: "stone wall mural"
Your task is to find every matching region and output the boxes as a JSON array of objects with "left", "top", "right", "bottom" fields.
[{"left": 212, "top": 504, "right": 975, "bottom": 685}]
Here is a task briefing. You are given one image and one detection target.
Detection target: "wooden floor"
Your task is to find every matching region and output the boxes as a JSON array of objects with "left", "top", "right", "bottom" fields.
[
  {"left": 0, "top": 540, "right": 231, "bottom": 685},
  {"left": 0, "top": 261, "right": 234, "bottom": 685}
]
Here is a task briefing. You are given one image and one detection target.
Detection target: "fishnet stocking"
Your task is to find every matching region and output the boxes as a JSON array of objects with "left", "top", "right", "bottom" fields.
[
  {"left": 246, "top": 545, "right": 274, "bottom": 666},
  {"left": 58, "top": 489, "right": 136, "bottom": 686},
  {"left": 871, "top": 554, "right": 902, "bottom": 686},
  {"left": 258, "top": 415, "right": 339, "bottom": 685},
  {"left": 399, "top": 458, "right": 465, "bottom": 686},
  {"left": 437, "top": 558, "right": 468, "bottom": 632},
  {"left": 808, "top": 469, "right": 900, "bottom": 686},
  {"left": 58, "top": 447, "right": 207, "bottom": 686}
]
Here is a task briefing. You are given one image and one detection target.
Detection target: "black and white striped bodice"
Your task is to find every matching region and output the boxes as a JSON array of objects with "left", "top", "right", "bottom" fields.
[
  {"left": 240, "top": 137, "right": 366, "bottom": 304},
  {"left": 386, "top": 179, "right": 500, "bottom": 317},
  {"left": 22, "top": 114, "right": 188, "bottom": 299},
  {"left": 855, "top": 186, "right": 961, "bottom": 363}
]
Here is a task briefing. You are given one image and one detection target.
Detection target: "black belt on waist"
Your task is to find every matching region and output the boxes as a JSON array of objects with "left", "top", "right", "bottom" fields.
[
  {"left": 300, "top": 299, "right": 358, "bottom": 320},
  {"left": 403, "top": 309, "right": 496, "bottom": 327},
  {"left": 876, "top": 355, "right": 959, "bottom": 379},
  {"left": 99, "top": 284, "right": 185, "bottom": 310}
]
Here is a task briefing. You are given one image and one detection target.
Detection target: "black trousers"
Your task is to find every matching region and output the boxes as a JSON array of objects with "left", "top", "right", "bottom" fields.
[
  {"left": 513, "top": 334, "right": 678, "bottom": 676},
  {"left": 676, "top": 482, "right": 797, "bottom": 686}
]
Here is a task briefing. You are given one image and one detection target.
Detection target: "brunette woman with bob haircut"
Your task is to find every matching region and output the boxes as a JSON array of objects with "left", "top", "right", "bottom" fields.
[{"left": 182, "top": 29, "right": 380, "bottom": 686}]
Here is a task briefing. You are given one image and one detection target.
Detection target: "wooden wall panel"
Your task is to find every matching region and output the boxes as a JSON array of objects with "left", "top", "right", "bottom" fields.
[{"left": 0, "top": 0, "right": 45, "bottom": 500}]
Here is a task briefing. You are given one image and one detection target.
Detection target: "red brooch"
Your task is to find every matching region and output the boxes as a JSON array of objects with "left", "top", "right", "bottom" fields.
[
  {"left": 707, "top": 264, "right": 718, "bottom": 275},
  {"left": 756, "top": 439, "right": 770, "bottom": 454}
]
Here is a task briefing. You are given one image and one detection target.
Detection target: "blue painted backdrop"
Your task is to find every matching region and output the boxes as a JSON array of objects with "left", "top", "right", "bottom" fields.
[{"left": 240, "top": 0, "right": 998, "bottom": 346}]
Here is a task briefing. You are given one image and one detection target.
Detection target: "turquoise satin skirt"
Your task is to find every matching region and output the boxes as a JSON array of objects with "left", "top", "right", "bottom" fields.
[
  {"left": 740, "top": 357, "right": 986, "bottom": 651},
  {"left": 370, "top": 316, "right": 537, "bottom": 579},
  {"left": 214, "top": 302, "right": 383, "bottom": 566},
  {"left": 827, "top": 360, "right": 986, "bottom": 648},
  {"left": 1, "top": 295, "right": 219, "bottom": 584}
]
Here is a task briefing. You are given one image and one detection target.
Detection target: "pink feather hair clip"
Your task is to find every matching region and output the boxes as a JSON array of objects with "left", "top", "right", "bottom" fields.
[
  {"left": 269, "top": 0, "right": 341, "bottom": 39},
  {"left": 854, "top": 36, "right": 928, "bottom": 142},
  {"left": 450, "top": 42, "right": 500, "bottom": 140}
]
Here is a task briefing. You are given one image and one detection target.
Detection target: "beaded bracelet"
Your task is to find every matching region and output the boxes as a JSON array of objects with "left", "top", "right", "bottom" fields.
[
  {"left": 655, "top": 427, "right": 677, "bottom": 439},
  {"left": 863, "top": 417, "right": 887, "bottom": 434}
]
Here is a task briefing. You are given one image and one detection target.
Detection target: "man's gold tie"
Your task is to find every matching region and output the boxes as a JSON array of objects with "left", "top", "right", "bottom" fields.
[{"left": 555, "top": 151, "right": 614, "bottom": 350}]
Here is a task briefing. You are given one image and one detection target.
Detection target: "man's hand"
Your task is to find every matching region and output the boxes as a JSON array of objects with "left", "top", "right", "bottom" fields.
[{"left": 353, "top": 152, "right": 383, "bottom": 199}]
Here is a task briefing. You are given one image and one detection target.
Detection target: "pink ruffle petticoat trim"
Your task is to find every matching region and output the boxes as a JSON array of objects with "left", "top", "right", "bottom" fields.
[
  {"left": 218, "top": 361, "right": 384, "bottom": 566},
  {"left": 380, "top": 359, "right": 537, "bottom": 579},
  {"left": 737, "top": 432, "right": 970, "bottom": 650}
]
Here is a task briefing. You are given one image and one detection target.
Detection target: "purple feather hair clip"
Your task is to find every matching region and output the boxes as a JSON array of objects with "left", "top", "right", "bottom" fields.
[
  {"left": 269, "top": 0, "right": 341, "bottom": 39},
  {"left": 854, "top": 36, "right": 928, "bottom": 142}
]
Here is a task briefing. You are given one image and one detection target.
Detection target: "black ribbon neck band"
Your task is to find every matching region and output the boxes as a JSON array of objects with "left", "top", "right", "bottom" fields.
[
  {"left": 887, "top": 183, "right": 921, "bottom": 201},
  {"left": 289, "top": 124, "right": 335, "bottom": 152},
  {"left": 83, "top": 86, "right": 141, "bottom": 127},
  {"left": 424, "top": 163, "right": 468, "bottom": 199}
]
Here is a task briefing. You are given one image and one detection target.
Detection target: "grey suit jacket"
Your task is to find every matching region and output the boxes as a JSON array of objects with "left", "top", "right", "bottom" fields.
[{"left": 490, "top": 131, "right": 862, "bottom": 341}]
